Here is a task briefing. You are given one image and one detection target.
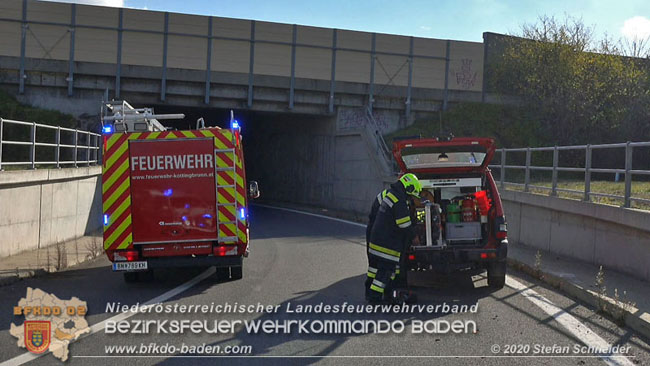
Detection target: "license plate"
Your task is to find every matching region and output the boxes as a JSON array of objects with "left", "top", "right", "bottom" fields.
[{"left": 112, "top": 261, "right": 148, "bottom": 271}]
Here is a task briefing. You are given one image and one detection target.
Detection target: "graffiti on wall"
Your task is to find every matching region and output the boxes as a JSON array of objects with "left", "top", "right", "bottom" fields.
[
  {"left": 337, "top": 108, "right": 406, "bottom": 133},
  {"left": 453, "top": 59, "right": 477, "bottom": 89}
]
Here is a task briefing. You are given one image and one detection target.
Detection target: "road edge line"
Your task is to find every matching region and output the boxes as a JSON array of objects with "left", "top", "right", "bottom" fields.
[
  {"left": 507, "top": 257, "right": 650, "bottom": 341},
  {"left": 253, "top": 203, "right": 366, "bottom": 228},
  {"left": 0, "top": 267, "right": 216, "bottom": 366}
]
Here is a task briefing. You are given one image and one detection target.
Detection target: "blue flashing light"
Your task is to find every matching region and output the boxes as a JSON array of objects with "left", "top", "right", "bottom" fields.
[
  {"left": 240, "top": 208, "right": 245, "bottom": 219},
  {"left": 184, "top": 203, "right": 191, "bottom": 209},
  {"left": 163, "top": 188, "right": 173, "bottom": 197},
  {"left": 102, "top": 125, "right": 113, "bottom": 134},
  {"left": 103, "top": 214, "right": 109, "bottom": 226},
  {"left": 182, "top": 215, "right": 188, "bottom": 221},
  {"left": 231, "top": 120, "right": 240, "bottom": 130},
  {"left": 203, "top": 213, "right": 213, "bottom": 219}
]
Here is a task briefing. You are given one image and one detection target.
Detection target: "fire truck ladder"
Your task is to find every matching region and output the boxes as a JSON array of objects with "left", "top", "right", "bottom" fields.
[
  {"left": 101, "top": 100, "right": 184, "bottom": 133},
  {"left": 216, "top": 144, "right": 239, "bottom": 243}
]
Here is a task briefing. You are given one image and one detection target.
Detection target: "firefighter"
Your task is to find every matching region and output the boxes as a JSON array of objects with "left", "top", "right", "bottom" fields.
[
  {"left": 365, "top": 188, "right": 387, "bottom": 291},
  {"left": 366, "top": 173, "right": 422, "bottom": 303}
]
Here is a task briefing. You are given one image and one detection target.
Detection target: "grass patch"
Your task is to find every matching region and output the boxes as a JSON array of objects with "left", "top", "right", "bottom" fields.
[
  {"left": 385, "top": 102, "right": 545, "bottom": 149},
  {"left": 504, "top": 180, "right": 650, "bottom": 210}
]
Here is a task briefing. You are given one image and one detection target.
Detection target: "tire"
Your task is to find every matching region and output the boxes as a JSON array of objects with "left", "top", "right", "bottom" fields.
[
  {"left": 123, "top": 272, "right": 139, "bottom": 283},
  {"left": 230, "top": 265, "right": 243, "bottom": 280},
  {"left": 487, "top": 261, "right": 507, "bottom": 289}
]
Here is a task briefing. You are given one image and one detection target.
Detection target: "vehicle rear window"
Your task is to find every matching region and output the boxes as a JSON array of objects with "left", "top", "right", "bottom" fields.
[{"left": 401, "top": 146, "right": 486, "bottom": 169}]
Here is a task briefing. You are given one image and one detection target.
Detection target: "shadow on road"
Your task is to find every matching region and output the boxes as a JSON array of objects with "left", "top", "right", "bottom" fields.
[
  {"left": 0, "top": 261, "right": 213, "bottom": 332},
  {"left": 156, "top": 271, "right": 497, "bottom": 366}
]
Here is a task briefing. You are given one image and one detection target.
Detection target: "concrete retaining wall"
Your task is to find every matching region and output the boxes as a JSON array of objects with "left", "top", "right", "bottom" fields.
[
  {"left": 501, "top": 190, "right": 650, "bottom": 281},
  {"left": 0, "top": 167, "right": 102, "bottom": 258}
]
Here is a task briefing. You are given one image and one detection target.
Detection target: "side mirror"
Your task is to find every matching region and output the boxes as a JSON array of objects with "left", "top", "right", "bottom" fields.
[{"left": 248, "top": 181, "right": 260, "bottom": 199}]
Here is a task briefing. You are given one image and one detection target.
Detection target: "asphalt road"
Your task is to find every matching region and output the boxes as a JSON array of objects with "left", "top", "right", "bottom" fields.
[{"left": 0, "top": 205, "right": 648, "bottom": 366}]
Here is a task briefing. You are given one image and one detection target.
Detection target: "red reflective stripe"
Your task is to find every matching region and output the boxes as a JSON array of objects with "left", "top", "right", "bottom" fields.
[
  {"left": 104, "top": 134, "right": 128, "bottom": 161},
  {"left": 218, "top": 206, "right": 236, "bottom": 221},
  {"left": 103, "top": 205, "right": 131, "bottom": 240},
  {"left": 103, "top": 172, "right": 129, "bottom": 202},
  {"left": 217, "top": 171, "right": 234, "bottom": 185},
  {"left": 220, "top": 224, "right": 235, "bottom": 237},
  {"left": 217, "top": 153, "right": 234, "bottom": 167},
  {"left": 107, "top": 227, "right": 132, "bottom": 251},
  {"left": 214, "top": 131, "right": 234, "bottom": 149},
  {"left": 103, "top": 152, "right": 129, "bottom": 183},
  {"left": 218, "top": 188, "right": 235, "bottom": 203}
]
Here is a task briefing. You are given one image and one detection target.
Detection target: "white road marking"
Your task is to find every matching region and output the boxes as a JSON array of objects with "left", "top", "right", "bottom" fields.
[
  {"left": 506, "top": 276, "right": 634, "bottom": 366},
  {"left": 253, "top": 203, "right": 366, "bottom": 228},
  {"left": 262, "top": 204, "right": 636, "bottom": 366},
  {"left": 0, "top": 267, "right": 215, "bottom": 366}
]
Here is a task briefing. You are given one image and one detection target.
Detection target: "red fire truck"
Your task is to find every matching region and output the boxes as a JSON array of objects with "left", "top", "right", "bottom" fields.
[{"left": 101, "top": 101, "right": 258, "bottom": 282}]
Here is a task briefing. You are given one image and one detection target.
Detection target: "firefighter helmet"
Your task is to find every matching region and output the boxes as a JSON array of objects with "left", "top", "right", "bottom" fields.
[{"left": 399, "top": 173, "right": 422, "bottom": 198}]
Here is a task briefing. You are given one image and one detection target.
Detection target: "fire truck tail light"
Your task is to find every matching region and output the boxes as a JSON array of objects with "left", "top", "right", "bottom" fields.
[
  {"left": 214, "top": 245, "right": 238, "bottom": 256},
  {"left": 113, "top": 250, "right": 139, "bottom": 262},
  {"left": 408, "top": 254, "right": 415, "bottom": 261}
]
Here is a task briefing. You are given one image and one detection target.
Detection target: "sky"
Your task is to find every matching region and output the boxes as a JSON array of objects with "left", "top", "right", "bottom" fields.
[{"left": 49, "top": 0, "right": 650, "bottom": 43}]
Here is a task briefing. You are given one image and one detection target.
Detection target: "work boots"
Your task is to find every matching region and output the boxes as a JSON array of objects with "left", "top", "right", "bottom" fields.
[{"left": 391, "top": 289, "right": 417, "bottom": 304}]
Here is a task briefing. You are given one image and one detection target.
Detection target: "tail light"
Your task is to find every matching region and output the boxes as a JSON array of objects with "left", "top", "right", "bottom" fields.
[
  {"left": 213, "top": 245, "right": 238, "bottom": 256},
  {"left": 113, "top": 250, "right": 139, "bottom": 262},
  {"left": 408, "top": 254, "right": 415, "bottom": 261},
  {"left": 495, "top": 216, "right": 507, "bottom": 240}
]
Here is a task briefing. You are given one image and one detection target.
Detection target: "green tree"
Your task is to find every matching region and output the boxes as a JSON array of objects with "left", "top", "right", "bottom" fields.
[{"left": 492, "top": 15, "right": 650, "bottom": 145}]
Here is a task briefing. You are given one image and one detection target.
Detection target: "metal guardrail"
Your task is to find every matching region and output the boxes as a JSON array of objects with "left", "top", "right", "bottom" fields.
[
  {"left": 364, "top": 106, "right": 397, "bottom": 175},
  {"left": 488, "top": 141, "right": 650, "bottom": 208},
  {"left": 0, "top": 118, "right": 101, "bottom": 170}
]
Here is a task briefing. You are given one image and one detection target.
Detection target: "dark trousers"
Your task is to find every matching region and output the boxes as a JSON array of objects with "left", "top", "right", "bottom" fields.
[{"left": 365, "top": 255, "right": 399, "bottom": 301}]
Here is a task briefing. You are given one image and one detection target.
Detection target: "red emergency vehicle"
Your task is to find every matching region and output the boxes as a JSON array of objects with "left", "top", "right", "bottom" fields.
[{"left": 101, "top": 101, "right": 258, "bottom": 282}]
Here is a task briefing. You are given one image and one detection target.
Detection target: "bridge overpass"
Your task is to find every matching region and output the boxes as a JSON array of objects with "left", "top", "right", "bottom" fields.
[
  {"left": 0, "top": 0, "right": 493, "bottom": 215},
  {"left": 0, "top": 0, "right": 485, "bottom": 119}
]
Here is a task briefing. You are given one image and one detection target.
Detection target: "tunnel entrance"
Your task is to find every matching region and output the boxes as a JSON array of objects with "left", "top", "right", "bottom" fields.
[{"left": 151, "top": 105, "right": 336, "bottom": 207}]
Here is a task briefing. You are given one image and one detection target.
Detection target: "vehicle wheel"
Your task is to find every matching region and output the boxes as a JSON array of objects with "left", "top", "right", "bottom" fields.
[
  {"left": 487, "top": 261, "right": 507, "bottom": 289},
  {"left": 231, "top": 265, "right": 243, "bottom": 280},
  {"left": 215, "top": 267, "right": 230, "bottom": 280},
  {"left": 123, "top": 272, "right": 139, "bottom": 283}
]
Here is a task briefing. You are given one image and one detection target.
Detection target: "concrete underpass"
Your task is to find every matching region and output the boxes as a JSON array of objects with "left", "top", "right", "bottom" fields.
[{"left": 152, "top": 105, "right": 384, "bottom": 215}]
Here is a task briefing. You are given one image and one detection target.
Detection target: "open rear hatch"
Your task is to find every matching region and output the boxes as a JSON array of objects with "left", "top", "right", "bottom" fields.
[{"left": 393, "top": 137, "right": 495, "bottom": 175}]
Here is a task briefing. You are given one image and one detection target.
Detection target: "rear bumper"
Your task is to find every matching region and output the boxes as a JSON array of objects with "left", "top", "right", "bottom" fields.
[
  {"left": 407, "top": 240, "right": 508, "bottom": 271},
  {"left": 112, "top": 255, "right": 242, "bottom": 271}
]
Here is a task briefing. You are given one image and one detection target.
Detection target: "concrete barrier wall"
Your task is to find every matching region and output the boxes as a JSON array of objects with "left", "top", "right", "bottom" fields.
[
  {"left": 0, "top": 0, "right": 484, "bottom": 92},
  {"left": 0, "top": 167, "right": 102, "bottom": 258},
  {"left": 501, "top": 190, "right": 650, "bottom": 281}
]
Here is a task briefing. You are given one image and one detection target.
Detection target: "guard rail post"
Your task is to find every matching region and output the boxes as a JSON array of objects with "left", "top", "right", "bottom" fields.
[
  {"left": 624, "top": 142, "right": 632, "bottom": 208},
  {"left": 30, "top": 121, "right": 36, "bottom": 169},
  {"left": 74, "top": 129, "right": 78, "bottom": 168},
  {"left": 524, "top": 147, "right": 531, "bottom": 192},
  {"left": 584, "top": 144, "right": 592, "bottom": 202},
  {"left": 551, "top": 146, "right": 558, "bottom": 196},
  {"left": 86, "top": 132, "right": 91, "bottom": 166},
  {"left": 55, "top": 126, "right": 61, "bottom": 168},
  {"left": 0, "top": 118, "right": 3, "bottom": 171}
]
